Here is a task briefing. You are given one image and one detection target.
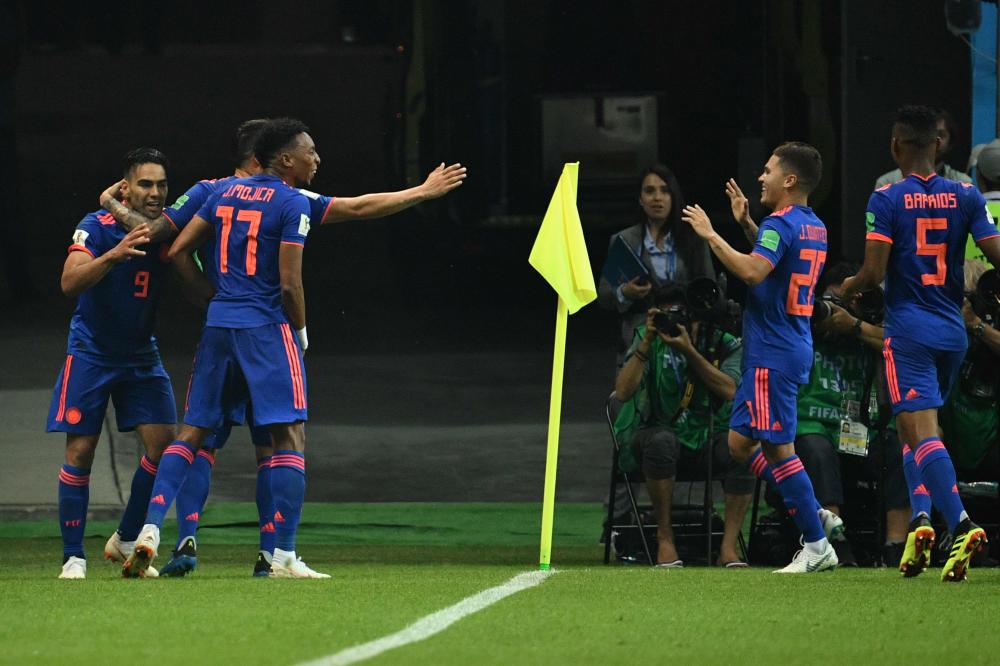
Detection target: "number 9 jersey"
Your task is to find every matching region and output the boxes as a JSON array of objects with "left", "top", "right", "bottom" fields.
[
  {"left": 866, "top": 174, "right": 1000, "bottom": 351},
  {"left": 744, "top": 205, "right": 828, "bottom": 383}
]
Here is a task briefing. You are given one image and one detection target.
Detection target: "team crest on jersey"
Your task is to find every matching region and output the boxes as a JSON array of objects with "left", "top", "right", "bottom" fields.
[
  {"left": 299, "top": 213, "right": 311, "bottom": 236},
  {"left": 759, "top": 229, "right": 780, "bottom": 251},
  {"left": 72, "top": 229, "right": 89, "bottom": 246},
  {"left": 865, "top": 211, "right": 875, "bottom": 232}
]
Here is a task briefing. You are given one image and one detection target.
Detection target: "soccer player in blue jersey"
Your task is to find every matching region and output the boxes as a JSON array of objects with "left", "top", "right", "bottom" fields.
[
  {"left": 123, "top": 118, "right": 328, "bottom": 578},
  {"left": 683, "top": 142, "right": 837, "bottom": 573},
  {"left": 842, "top": 106, "right": 1000, "bottom": 581},
  {"left": 102, "top": 118, "right": 465, "bottom": 576},
  {"left": 47, "top": 148, "right": 176, "bottom": 579}
]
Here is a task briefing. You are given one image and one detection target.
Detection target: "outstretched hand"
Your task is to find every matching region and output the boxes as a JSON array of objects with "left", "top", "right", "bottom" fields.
[
  {"left": 422, "top": 162, "right": 467, "bottom": 199},
  {"left": 681, "top": 204, "right": 716, "bottom": 240},
  {"left": 725, "top": 178, "right": 751, "bottom": 225}
]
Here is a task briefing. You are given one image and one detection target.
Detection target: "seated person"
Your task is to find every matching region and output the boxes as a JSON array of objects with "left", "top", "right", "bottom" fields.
[
  {"left": 790, "top": 262, "right": 911, "bottom": 566},
  {"left": 613, "top": 283, "right": 752, "bottom": 567},
  {"left": 940, "top": 261, "right": 1000, "bottom": 482}
]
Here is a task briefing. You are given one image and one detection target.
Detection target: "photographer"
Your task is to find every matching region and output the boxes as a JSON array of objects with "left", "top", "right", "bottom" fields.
[
  {"left": 791, "top": 262, "right": 910, "bottom": 565},
  {"left": 613, "top": 282, "right": 752, "bottom": 567},
  {"left": 939, "top": 261, "right": 1000, "bottom": 481}
]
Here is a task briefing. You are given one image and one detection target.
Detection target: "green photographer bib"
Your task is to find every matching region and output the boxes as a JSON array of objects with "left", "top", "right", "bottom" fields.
[{"left": 796, "top": 340, "right": 869, "bottom": 444}]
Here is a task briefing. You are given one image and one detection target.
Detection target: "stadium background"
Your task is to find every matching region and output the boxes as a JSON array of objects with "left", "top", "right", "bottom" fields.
[{"left": 0, "top": 0, "right": 985, "bottom": 511}]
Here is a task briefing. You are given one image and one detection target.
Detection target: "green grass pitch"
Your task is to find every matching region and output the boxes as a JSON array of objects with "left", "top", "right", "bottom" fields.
[{"left": 2, "top": 503, "right": 999, "bottom": 665}]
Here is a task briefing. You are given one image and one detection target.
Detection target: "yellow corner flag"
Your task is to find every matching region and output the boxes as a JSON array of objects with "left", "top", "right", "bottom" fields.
[
  {"left": 528, "top": 162, "right": 597, "bottom": 313},
  {"left": 529, "top": 163, "right": 596, "bottom": 570}
]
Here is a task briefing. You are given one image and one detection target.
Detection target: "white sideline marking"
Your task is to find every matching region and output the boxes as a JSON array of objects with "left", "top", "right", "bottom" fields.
[{"left": 296, "top": 569, "right": 556, "bottom": 666}]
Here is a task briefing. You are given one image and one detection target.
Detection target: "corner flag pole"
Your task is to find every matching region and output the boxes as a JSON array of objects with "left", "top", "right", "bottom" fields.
[{"left": 538, "top": 296, "right": 568, "bottom": 570}]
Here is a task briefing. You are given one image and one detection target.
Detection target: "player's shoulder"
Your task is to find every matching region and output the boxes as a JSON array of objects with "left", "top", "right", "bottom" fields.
[{"left": 78, "top": 208, "right": 117, "bottom": 232}]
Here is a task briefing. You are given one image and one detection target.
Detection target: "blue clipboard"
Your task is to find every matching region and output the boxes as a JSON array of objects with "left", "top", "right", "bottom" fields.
[{"left": 601, "top": 235, "right": 650, "bottom": 286}]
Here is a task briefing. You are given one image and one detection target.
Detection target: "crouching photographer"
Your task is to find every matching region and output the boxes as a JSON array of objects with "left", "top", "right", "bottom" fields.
[
  {"left": 790, "top": 261, "right": 911, "bottom": 566},
  {"left": 940, "top": 262, "right": 1000, "bottom": 483},
  {"left": 613, "top": 282, "right": 752, "bottom": 567}
]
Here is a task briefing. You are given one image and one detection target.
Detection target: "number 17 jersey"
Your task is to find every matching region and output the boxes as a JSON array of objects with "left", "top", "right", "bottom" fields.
[
  {"left": 744, "top": 205, "right": 828, "bottom": 383},
  {"left": 195, "top": 174, "right": 311, "bottom": 328},
  {"left": 866, "top": 174, "right": 999, "bottom": 350}
]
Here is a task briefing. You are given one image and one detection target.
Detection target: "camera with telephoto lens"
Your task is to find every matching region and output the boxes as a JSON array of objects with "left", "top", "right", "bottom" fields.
[
  {"left": 812, "top": 286, "right": 885, "bottom": 326},
  {"left": 969, "top": 268, "right": 1000, "bottom": 327},
  {"left": 684, "top": 277, "right": 742, "bottom": 335},
  {"left": 652, "top": 304, "right": 688, "bottom": 337}
]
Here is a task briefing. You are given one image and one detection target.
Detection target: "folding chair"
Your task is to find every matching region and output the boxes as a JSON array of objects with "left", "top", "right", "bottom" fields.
[{"left": 602, "top": 392, "right": 654, "bottom": 565}]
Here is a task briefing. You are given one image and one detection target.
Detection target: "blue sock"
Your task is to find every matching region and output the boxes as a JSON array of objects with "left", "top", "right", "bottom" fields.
[
  {"left": 901, "top": 444, "right": 932, "bottom": 521},
  {"left": 256, "top": 456, "right": 276, "bottom": 554},
  {"left": 145, "top": 441, "right": 197, "bottom": 527},
  {"left": 913, "top": 437, "right": 966, "bottom": 533},
  {"left": 116, "top": 455, "right": 157, "bottom": 541},
  {"left": 749, "top": 448, "right": 822, "bottom": 512},
  {"left": 772, "top": 455, "right": 825, "bottom": 543},
  {"left": 174, "top": 449, "right": 215, "bottom": 547},
  {"left": 58, "top": 464, "right": 90, "bottom": 561},
  {"left": 270, "top": 450, "right": 305, "bottom": 552}
]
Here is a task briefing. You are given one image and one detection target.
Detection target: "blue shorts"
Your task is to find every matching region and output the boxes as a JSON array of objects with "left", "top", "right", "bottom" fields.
[
  {"left": 730, "top": 367, "right": 799, "bottom": 444},
  {"left": 46, "top": 354, "right": 177, "bottom": 435},
  {"left": 184, "top": 323, "right": 307, "bottom": 429},
  {"left": 204, "top": 402, "right": 272, "bottom": 450},
  {"left": 883, "top": 336, "right": 964, "bottom": 415}
]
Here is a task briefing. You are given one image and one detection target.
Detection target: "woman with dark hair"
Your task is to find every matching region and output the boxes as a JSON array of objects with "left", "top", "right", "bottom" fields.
[{"left": 598, "top": 164, "right": 715, "bottom": 360}]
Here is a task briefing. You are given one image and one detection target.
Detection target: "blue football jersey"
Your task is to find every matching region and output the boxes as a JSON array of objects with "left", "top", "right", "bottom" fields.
[
  {"left": 743, "top": 205, "right": 828, "bottom": 382},
  {"left": 65, "top": 210, "right": 169, "bottom": 366},
  {"left": 866, "top": 174, "right": 999, "bottom": 350},
  {"left": 166, "top": 177, "right": 331, "bottom": 289},
  {"left": 196, "top": 174, "right": 312, "bottom": 327}
]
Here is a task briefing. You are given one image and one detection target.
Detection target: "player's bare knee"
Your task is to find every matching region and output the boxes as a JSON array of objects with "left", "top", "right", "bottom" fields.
[
  {"left": 761, "top": 442, "right": 794, "bottom": 465},
  {"left": 135, "top": 423, "right": 177, "bottom": 462},
  {"left": 176, "top": 423, "right": 208, "bottom": 450},
  {"left": 269, "top": 422, "right": 305, "bottom": 452},
  {"left": 65, "top": 435, "right": 99, "bottom": 468},
  {"left": 727, "top": 430, "right": 753, "bottom": 462}
]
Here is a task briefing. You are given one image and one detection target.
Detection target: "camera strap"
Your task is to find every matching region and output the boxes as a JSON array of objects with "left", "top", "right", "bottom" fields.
[{"left": 669, "top": 327, "right": 722, "bottom": 424}]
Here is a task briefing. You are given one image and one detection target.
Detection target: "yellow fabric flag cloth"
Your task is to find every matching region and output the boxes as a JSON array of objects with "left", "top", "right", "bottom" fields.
[{"left": 528, "top": 162, "right": 597, "bottom": 314}]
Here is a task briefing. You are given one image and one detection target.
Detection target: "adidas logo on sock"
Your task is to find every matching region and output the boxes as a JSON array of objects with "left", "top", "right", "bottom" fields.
[
  {"left": 151, "top": 494, "right": 166, "bottom": 505},
  {"left": 260, "top": 522, "right": 275, "bottom": 533},
  {"left": 905, "top": 388, "right": 920, "bottom": 400},
  {"left": 185, "top": 512, "right": 199, "bottom": 521},
  {"left": 273, "top": 511, "right": 285, "bottom": 523}
]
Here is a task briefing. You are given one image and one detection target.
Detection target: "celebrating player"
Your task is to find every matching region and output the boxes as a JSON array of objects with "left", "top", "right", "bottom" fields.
[
  {"left": 99, "top": 119, "right": 466, "bottom": 577},
  {"left": 683, "top": 142, "right": 838, "bottom": 573},
  {"left": 48, "top": 148, "right": 174, "bottom": 579},
  {"left": 842, "top": 105, "right": 1000, "bottom": 581},
  {"left": 121, "top": 118, "right": 327, "bottom": 578}
]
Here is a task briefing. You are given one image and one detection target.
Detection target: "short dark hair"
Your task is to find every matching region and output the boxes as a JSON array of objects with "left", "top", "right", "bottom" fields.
[
  {"left": 254, "top": 117, "right": 310, "bottom": 169},
  {"left": 122, "top": 147, "right": 169, "bottom": 179},
  {"left": 893, "top": 105, "right": 939, "bottom": 150},
  {"left": 653, "top": 281, "right": 686, "bottom": 308},
  {"left": 817, "top": 260, "right": 859, "bottom": 297},
  {"left": 772, "top": 142, "right": 822, "bottom": 194},
  {"left": 232, "top": 119, "right": 269, "bottom": 168}
]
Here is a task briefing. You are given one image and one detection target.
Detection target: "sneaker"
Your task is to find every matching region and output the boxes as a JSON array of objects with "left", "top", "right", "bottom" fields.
[
  {"left": 270, "top": 552, "right": 330, "bottom": 579},
  {"left": 122, "top": 524, "right": 159, "bottom": 578},
  {"left": 253, "top": 550, "right": 273, "bottom": 578},
  {"left": 818, "top": 508, "right": 845, "bottom": 541},
  {"left": 58, "top": 556, "right": 87, "bottom": 579},
  {"left": 941, "top": 520, "right": 988, "bottom": 583},
  {"left": 104, "top": 532, "right": 134, "bottom": 563},
  {"left": 160, "top": 537, "right": 198, "bottom": 577},
  {"left": 899, "top": 515, "right": 935, "bottom": 578},
  {"left": 773, "top": 542, "right": 838, "bottom": 573}
]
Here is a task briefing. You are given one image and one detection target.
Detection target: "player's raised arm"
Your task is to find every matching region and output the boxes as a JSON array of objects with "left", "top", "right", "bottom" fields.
[
  {"left": 319, "top": 162, "right": 466, "bottom": 224},
  {"left": 726, "top": 178, "right": 759, "bottom": 245},
  {"left": 167, "top": 215, "right": 215, "bottom": 309},
  {"left": 61, "top": 224, "right": 150, "bottom": 298},
  {"left": 99, "top": 179, "right": 176, "bottom": 242},
  {"left": 681, "top": 204, "right": 773, "bottom": 286}
]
